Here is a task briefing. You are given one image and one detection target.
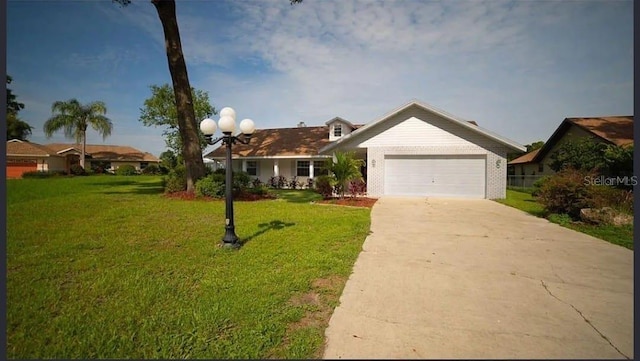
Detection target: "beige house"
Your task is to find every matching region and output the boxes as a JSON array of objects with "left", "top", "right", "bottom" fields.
[
  {"left": 6, "top": 139, "right": 160, "bottom": 178},
  {"left": 205, "top": 100, "right": 525, "bottom": 199},
  {"left": 508, "top": 116, "right": 633, "bottom": 186}
]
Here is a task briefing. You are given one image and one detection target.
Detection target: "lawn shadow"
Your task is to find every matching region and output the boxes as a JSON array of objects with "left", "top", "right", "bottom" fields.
[
  {"left": 100, "top": 181, "right": 164, "bottom": 195},
  {"left": 241, "top": 220, "right": 296, "bottom": 245},
  {"left": 274, "top": 189, "right": 322, "bottom": 204}
]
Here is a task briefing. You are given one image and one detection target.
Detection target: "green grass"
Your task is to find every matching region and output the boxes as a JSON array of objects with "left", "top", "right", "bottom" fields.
[
  {"left": 271, "top": 188, "right": 323, "bottom": 203},
  {"left": 7, "top": 176, "right": 371, "bottom": 359},
  {"left": 496, "top": 189, "right": 546, "bottom": 217},
  {"left": 497, "top": 189, "right": 633, "bottom": 250}
]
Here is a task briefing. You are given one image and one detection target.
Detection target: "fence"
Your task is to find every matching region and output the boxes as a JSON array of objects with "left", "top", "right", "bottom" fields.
[{"left": 507, "top": 175, "right": 545, "bottom": 190}]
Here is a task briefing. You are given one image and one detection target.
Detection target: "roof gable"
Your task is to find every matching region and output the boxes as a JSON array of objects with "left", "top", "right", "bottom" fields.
[
  {"left": 325, "top": 117, "right": 356, "bottom": 128},
  {"left": 530, "top": 116, "right": 633, "bottom": 163},
  {"left": 7, "top": 139, "right": 59, "bottom": 157},
  {"left": 204, "top": 126, "right": 332, "bottom": 158},
  {"left": 320, "top": 100, "right": 525, "bottom": 153}
]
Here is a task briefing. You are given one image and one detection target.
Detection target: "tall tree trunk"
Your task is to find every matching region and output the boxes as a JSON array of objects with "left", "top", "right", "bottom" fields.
[
  {"left": 81, "top": 130, "right": 86, "bottom": 169},
  {"left": 152, "top": 0, "right": 206, "bottom": 192}
]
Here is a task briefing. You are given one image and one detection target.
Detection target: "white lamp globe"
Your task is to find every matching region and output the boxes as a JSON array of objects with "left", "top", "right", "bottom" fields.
[
  {"left": 218, "top": 115, "right": 236, "bottom": 133},
  {"left": 200, "top": 118, "right": 217, "bottom": 135},
  {"left": 219, "top": 107, "right": 236, "bottom": 121},
  {"left": 239, "top": 118, "right": 255, "bottom": 135}
]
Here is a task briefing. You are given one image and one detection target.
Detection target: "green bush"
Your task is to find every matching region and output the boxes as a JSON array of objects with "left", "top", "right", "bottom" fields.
[
  {"left": 116, "top": 164, "right": 138, "bottom": 176},
  {"left": 314, "top": 175, "right": 336, "bottom": 199},
  {"left": 163, "top": 166, "right": 186, "bottom": 193},
  {"left": 70, "top": 164, "right": 86, "bottom": 176},
  {"left": 233, "top": 171, "right": 251, "bottom": 191},
  {"left": 531, "top": 176, "right": 550, "bottom": 196},
  {"left": 536, "top": 168, "right": 594, "bottom": 219},
  {"left": 195, "top": 175, "right": 224, "bottom": 198},
  {"left": 141, "top": 164, "right": 162, "bottom": 175},
  {"left": 246, "top": 185, "right": 270, "bottom": 196},
  {"left": 22, "top": 171, "right": 67, "bottom": 179}
]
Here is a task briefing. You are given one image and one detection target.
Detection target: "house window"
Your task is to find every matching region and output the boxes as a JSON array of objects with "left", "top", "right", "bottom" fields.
[
  {"left": 334, "top": 124, "right": 342, "bottom": 137},
  {"left": 538, "top": 163, "right": 544, "bottom": 172},
  {"left": 314, "top": 160, "right": 328, "bottom": 176},
  {"left": 297, "top": 161, "right": 310, "bottom": 177},
  {"left": 140, "top": 162, "right": 149, "bottom": 169},
  {"left": 246, "top": 161, "right": 258, "bottom": 176}
]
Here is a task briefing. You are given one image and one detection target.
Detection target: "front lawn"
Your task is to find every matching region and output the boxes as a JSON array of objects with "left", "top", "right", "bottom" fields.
[
  {"left": 6, "top": 176, "right": 371, "bottom": 359},
  {"left": 497, "top": 189, "right": 633, "bottom": 250}
]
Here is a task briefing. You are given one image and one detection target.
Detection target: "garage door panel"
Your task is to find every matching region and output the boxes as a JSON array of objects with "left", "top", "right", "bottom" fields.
[{"left": 384, "top": 155, "right": 485, "bottom": 198}]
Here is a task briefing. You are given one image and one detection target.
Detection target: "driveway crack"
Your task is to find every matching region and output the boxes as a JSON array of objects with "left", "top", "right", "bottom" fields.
[{"left": 540, "top": 280, "right": 629, "bottom": 359}]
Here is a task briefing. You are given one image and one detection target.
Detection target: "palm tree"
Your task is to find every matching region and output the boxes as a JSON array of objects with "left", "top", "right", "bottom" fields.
[
  {"left": 44, "top": 99, "right": 113, "bottom": 169},
  {"left": 325, "top": 151, "right": 365, "bottom": 198}
]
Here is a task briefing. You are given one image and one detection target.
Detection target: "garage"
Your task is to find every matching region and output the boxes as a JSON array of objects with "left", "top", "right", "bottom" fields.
[
  {"left": 384, "top": 155, "right": 486, "bottom": 198},
  {"left": 7, "top": 160, "right": 37, "bottom": 178}
]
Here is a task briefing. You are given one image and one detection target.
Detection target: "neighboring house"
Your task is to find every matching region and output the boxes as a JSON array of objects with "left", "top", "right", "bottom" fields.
[
  {"left": 205, "top": 100, "right": 525, "bottom": 199},
  {"left": 6, "top": 139, "right": 160, "bottom": 178},
  {"left": 509, "top": 116, "right": 634, "bottom": 180}
]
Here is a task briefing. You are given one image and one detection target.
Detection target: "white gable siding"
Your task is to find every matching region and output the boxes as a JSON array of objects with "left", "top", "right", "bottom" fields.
[
  {"left": 347, "top": 106, "right": 511, "bottom": 199},
  {"left": 359, "top": 116, "right": 478, "bottom": 148},
  {"left": 328, "top": 121, "right": 354, "bottom": 142}
]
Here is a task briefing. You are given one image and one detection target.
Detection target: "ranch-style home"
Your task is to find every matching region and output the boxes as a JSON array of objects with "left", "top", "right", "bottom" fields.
[
  {"left": 6, "top": 139, "right": 160, "bottom": 178},
  {"left": 509, "top": 116, "right": 634, "bottom": 179},
  {"left": 204, "top": 100, "right": 525, "bottom": 199}
]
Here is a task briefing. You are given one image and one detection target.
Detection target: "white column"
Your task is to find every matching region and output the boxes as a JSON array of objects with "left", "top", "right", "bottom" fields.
[
  {"left": 309, "top": 161, "right": 314, "bottom": 179},
  {"left": 242, "top": 160, "right": 247, "bottom": 172},
  {"left": 274, "top": 160, "right": 279, "bottom": 177}
]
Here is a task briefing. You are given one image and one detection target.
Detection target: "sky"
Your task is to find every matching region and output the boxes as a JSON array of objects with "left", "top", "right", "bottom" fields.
[{"left": 7, "top": 0, "right": 633, "bottom": 158}]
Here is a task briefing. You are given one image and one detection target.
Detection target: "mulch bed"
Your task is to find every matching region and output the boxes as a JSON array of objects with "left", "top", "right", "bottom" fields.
[{"left": 316, "top": 197, "right": 378, "bottom": 209}]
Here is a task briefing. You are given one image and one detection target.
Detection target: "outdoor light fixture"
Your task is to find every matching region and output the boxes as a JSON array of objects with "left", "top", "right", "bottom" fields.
[{"left": 200, "top": 107, "right": 255, "bottom": 248}]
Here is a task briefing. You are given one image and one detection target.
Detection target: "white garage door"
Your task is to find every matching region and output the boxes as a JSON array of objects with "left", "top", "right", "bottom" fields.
[{"left": 384, "top": 155, "right": 486, "bottom": 198}]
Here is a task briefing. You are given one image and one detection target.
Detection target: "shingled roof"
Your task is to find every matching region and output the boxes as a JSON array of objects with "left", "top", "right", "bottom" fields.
[
  {"left": 45, "top": 143, "right": 160, "bottom": 162},
  {"left": 508, "top": 116, "right": 633, "bottom": 165},
  {"left": 7, "top": 139, "right": 60, "bottom": 157},
  {"left": 204, "top": 126, "right": 333, "bottom": 158}
]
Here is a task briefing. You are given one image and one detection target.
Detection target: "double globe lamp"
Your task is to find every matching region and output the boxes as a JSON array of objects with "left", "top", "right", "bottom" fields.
[{"left": 200, "top": 107, "right": 255, "bottom": 249}]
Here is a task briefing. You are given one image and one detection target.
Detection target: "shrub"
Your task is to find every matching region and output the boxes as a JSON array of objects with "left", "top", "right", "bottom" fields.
[
  {"left": 348, "top": 179, "right": 367, "bottom": 197},
  {"left": 141, "top": 164, "right": 162, "bottom": 175},
  {"left": 289, "top": 176, "right": 300, "bottom": 190},
  {"left": 116, "top": 164, "right": 138, "bottom": 176},
  {"left": 314, "top": 175, "right": 336, "bottom": 199},
  {"left": 251, "top": 178, "right": 263, "bottom": 188},
  {"left": 233, "top": 171, "right": 251, "bottom": 192},
  {"left": 268, "top": 175, "right": 288, "bottom": 189},
  {"left": 307, "top": 178, "right": 314, "bottom": 189},
  {"left": 536, "top": 168, "right": 594, "bottom": 218},
  {"left": 70, "top": 164, "right": 86, "bottom": 176},
  {"left": 247, "top": 185, "right": 270, "bottom": 196},
  {"left": 22, "top": 171, "right": 67, "bottom": 179},
  {"left": 530, "top": 176, "right": 550, "bottom": 196},
  {"left": 163, "top": 166, "right": 186, "bottom": 193},
  {"left": 195, "top": 175, "right": 225, "bottom": 198},
  {"left": 588, "top": 185, "right": 633, "bottom": 214}
]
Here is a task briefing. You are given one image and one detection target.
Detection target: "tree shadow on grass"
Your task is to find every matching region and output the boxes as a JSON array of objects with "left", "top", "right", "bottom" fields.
[
  {"left": 241, "top": 220, "right": 296, "bottom": 246},
  {"left": 100, "top": 181, "right": 164, "bottom": 195}
]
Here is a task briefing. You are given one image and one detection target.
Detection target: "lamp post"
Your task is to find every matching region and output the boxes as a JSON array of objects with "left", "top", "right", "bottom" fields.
[{"left": 200, "top": 107, "right": 256, "bottom": 249}]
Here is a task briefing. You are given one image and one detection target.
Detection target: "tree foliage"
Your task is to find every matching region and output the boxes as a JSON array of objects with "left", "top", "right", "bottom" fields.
[
  {"left": 324, "top": 151, "right": 365, "bottom": 198},
  {"left": 549, "top": 137, "right": 633, "bottom": 179},
  {"left": 43, "top": 99, "right": 113, "bottom": 169},
  {"left": 525, "top": 141, "right": 545, "bottom": 152},
  {"left": 6, "top": 76, "right": 33, "bottom": 140},
  {"left": 139, "top": 83, "right": 214, "bottom": 156}
]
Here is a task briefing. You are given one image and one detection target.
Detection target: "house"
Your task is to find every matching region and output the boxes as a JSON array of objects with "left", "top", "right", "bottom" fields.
[
  {"left": 204, "top": 100, "right": 525, "bottom": 199},
  {"left": 6, "top": 139, "right": 160, "bottom": 178},
  {"left": 508, "top": 116, "right": 633, "bottom": 183}
]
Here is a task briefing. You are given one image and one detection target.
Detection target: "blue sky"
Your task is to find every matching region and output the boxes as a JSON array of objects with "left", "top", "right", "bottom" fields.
[{"left": 7, "top": 0, "right": 633, "bottom": 157}]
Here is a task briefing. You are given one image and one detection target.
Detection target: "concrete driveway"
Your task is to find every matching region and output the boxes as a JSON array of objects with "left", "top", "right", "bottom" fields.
[{"left": 323, "top": 197, "right": 633, "bottom": 359}]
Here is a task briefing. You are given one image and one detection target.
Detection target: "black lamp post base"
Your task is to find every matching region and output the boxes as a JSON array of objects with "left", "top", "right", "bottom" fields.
[{"left": 221, "top": 227, "right": 241, "bottom": 249}]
